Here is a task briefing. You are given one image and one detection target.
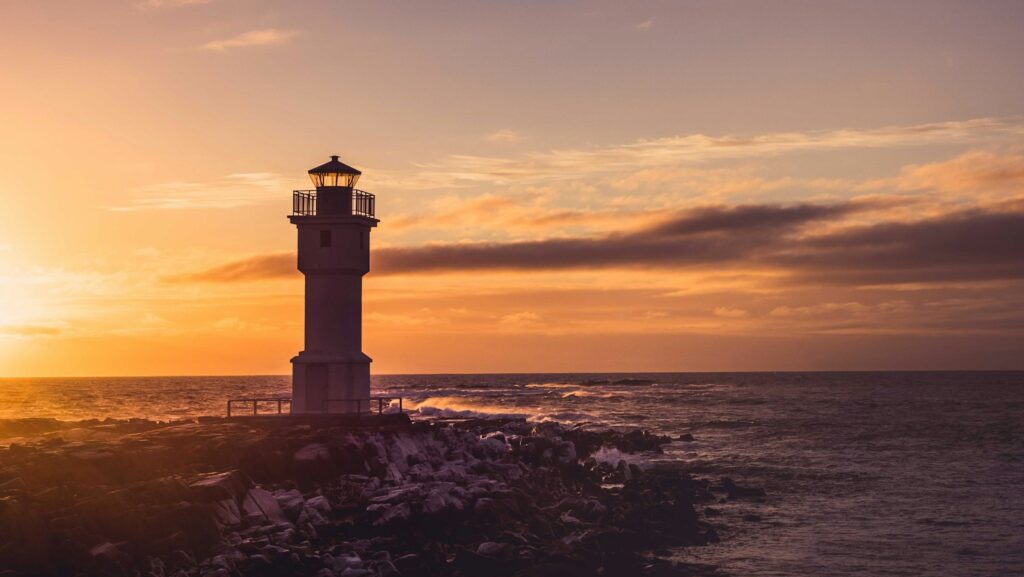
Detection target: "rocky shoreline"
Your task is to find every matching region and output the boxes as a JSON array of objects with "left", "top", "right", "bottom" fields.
[{"left": 0, "top": 416, "right": 764, "bottom": 576}]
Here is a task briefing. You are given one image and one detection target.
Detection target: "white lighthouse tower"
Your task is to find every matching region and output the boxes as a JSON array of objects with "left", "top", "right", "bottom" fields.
[{"left": 289, "top": 156, "right": 378, "bottom": 414}]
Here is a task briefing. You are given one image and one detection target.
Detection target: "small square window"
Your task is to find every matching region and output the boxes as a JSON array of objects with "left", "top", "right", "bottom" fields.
[{"left": 320, "top": 229, "right": 332, "bottom": 248}]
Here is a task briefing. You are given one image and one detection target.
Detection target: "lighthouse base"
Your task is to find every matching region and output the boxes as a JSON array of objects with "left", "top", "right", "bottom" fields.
[{"left": 290, "top": 352, "right": 371, "bottom": 414}]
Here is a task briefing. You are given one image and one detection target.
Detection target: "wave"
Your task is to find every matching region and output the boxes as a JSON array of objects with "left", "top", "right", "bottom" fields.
[
  {"left": 591, "top": 446, "right": 651, "bottom": 467},
  {"left": 530, "top": 411, "right": 601, "bottom": 424},
  {"left": 407, "top": 397, "right": 530, "bottom": 420},
  {"left": 560, "top": 390, "right": 620, "bottom": 399},
  {"left": 524, "top": 382, "right": 578, "bottom": 389}
]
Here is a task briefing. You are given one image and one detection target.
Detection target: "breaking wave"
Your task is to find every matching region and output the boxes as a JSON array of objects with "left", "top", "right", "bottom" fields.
[{"left": 407, "top": 397, "right": 531, "bottom": 420}]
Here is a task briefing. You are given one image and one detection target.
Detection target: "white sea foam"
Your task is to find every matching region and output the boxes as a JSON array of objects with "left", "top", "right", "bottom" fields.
[
  {"left": 408, "top": 397, "right": 530, "bottom": 420},
  {"left": 591, "top": 446, "right": 648, "bottom": 467},
  {"left": 560, "top": 390, "right": 617, "bottom": 399}
]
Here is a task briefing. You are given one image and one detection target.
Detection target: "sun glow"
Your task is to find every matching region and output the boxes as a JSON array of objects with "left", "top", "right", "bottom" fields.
[{"left": 0, "top": 2, "right": 1023, "bottom": 375}]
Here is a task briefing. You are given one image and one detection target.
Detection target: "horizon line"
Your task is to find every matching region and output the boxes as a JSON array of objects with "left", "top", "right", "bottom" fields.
[{"left": 2, "top": 368, "right": 1023, "bottom": 380}]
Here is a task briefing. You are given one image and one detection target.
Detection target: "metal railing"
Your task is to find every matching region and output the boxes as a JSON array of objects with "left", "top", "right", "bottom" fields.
[
  {"left": 225, "top": 396, "right": 403, "bottom": 417},
  {"left": 352, "top": 190, "right": 375, "bottom": 218},
  {"left": 227, "top": 397, "right": 292, "bottom": 417},
  {"left": 322, "top": 396, "right": 402, "bottom": 416},
  {"left": 293, "top": 190, "right": 316, "bottom": 215},
  {"left": 292, "top": 189, "right": 375, "bottom": 218}
]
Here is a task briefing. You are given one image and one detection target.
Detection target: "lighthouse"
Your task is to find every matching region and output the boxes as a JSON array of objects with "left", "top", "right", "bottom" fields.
[{"left": 289, "top": 156, "right": 378, "bottom": 414}]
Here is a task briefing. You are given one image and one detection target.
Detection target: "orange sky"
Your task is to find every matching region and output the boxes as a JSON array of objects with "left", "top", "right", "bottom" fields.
[{"left": 2, "top": 1, "right": 1024, "bottom": 376}]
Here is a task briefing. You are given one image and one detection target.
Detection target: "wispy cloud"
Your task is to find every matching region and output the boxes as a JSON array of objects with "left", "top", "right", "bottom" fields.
[
  {"left": 498, "top": 311, "right": 542, "bottom": 328},
  {"left": 377, "top": 117, "right": 1024, "bottom": 191},
  {"left": 165, "top": 252, "right": 294, "bottom": 283},
  {"left": 110, "top": 172, "right": 294, "bottom": 211},
  {"left": 200, "top": 28, "right": 300, "bottom": 52},
  {"left": 713, "top": 307, "right": 749, "bottom": 318},
  {"left": 137, "top": 0, "right": 213, "bottom": 8},
  {"left": 0, "top": 324, "right": 62, "bottom": 338},
  {"left": 634, "top": 17, "right": 655, "bottom": 30},
  {"left": 482, "top": 129, "right": 525, "bottom": 144}
]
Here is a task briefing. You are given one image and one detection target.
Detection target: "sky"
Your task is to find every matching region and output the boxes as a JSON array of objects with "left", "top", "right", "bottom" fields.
[{"left": 1, "top": 0, "right": 1024, "bottom": 376}]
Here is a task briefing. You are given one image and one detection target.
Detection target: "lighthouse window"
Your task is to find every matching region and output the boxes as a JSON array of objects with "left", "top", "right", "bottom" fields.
[{"left": 320, "top": 229, "right": 332, "bottom": 248}]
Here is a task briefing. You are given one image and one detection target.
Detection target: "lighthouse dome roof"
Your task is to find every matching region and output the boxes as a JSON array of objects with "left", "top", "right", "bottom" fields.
[{"left": 309, "top": 155, "right": 361, "bottom": 175}]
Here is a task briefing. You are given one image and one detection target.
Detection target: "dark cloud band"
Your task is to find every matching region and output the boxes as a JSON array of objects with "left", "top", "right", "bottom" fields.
[{"left": 169, "top": 201, "right": 1024, "bottom": 287}]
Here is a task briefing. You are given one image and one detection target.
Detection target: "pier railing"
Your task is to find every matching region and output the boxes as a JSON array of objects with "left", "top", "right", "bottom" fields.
[
  {"left": 226, "top": 396, "right": 403, "bottom": 417},
  {"left": 227, "top": 397, "right": 292, "bottom": 417},
  {"left": 292, "top": 189, "right": 375, "bottom": 218},
  {"left": 321, "top": 396, "right": 403, "bottom": 416}
]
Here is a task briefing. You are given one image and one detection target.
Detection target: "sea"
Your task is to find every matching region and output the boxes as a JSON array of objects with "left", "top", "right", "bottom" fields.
[{"left": 2, "top": 371, "right": 1022, "bottom": 577}]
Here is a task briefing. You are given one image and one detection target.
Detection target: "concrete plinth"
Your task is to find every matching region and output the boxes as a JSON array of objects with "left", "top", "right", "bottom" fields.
[{"left": 291, "top": 352, "right": 371, "bottom": 414}]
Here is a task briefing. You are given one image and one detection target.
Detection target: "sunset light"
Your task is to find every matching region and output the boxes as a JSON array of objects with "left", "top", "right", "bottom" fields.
[{"left": 1, "top": 2, "right": 1022, "bottom": 576}]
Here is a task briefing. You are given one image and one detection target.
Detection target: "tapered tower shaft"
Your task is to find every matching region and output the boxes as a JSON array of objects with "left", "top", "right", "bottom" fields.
[{"left": 288, "top": 157, "right": 378, "bottom": 414}]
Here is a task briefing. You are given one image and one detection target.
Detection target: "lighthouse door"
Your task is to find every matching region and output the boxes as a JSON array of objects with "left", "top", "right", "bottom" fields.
[{"left": 306, "top": 364, "right": 328, "bottom": 413}]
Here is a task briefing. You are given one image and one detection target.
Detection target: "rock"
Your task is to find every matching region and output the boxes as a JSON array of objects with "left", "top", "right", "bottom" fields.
[
  {"left": 0, "top": 496, "right": 51, "bottom": 574},
  {"left": 273, "top": 489, "right": 306, "bottom": 520},
  {"left": 721, "top": 477, "right": 767, "bottom": 499},
  {"left": 375, "top": 559, "right": 400, "bottom": 576},
  {"left": 189, "top": 470, "right": 252, "bottom": 503},
  {"left": 476, "top": 541, "right": 506, "bottom": 556},
  {"left": 0, "top": 416, "right": 721, "bottom": 577},
  {"left": 0, "top": 477, "right": 26, "bottom": 492},
  {"left": 241, "top": 487, "right": 287, "bottom": 523},
  {"left": 89, "top": 541, "right": 127, "bottom": 563},
  {"left": 366, "top": 502, "right": 411, "bottom": 526},
  {"left": 293, "top": 443, "right": 337, "bottom": 481},
  {"left": 212, "top": 497, "right": 242, "bottom": 527},
  {"left": 393, "top": 553, "right": 419, "bottom": 572},
  {"left": 677, "top": 433, "right": 695, "bottom": 442}
]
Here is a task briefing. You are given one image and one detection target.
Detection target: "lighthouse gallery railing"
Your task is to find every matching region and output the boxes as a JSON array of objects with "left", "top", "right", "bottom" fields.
[{"left": 292, "top": 189, "right": 375, "bottom": 218}]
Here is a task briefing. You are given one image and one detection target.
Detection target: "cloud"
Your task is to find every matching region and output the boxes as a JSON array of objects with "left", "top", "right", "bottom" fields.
[
  {"left": 713, "top": 307, "right": 749, "bottom": 318},
  {"left": 380, "top": 202, "right": 1024, "bottom": 287},
  {"left": 201, "top": 29, "right": 300, "bottom": 52},
  {"left": 892, "top": 149, "right": 1024, "bottom": 195},
  {"left": 377, "top": 117, "right": 1024, "bottom": 191},
  {"left": 371, "top": 200, "right": 875, "bottom": 276},
  {"left": 166, "top": 252, "right": 293, "bottom": 283},
  {"left": 364, "top": 312, "right": 451, "bottom": 327},
  {"left": 0, "top": 325, "right": 61, "bottom": 337},
  {"left": 168, "top": 147, "right": 1024, "bottom": 290},
  {"left": 769, "top": 302, "right": 874, "bottom": 317},
  {"left": 173, "top": 200, "right": 873, "bottom": 281},
  {"left": 776, "top": 208, "right": 1024, "bottom": 286},
  {"left": 110, "top": 172, "right": 293, "bottom": 211},
  {"left": 498, "top": 312, "right": 542, "bottom": 326},
  {"left": 643, "top": 203, "right": 852, "bottom": 236},
  {"left": 137, "top": 0, "right": 212, "bottom": 8},
  {"left": 635, "top": 18, "right": 655, "bottom": 30},
  {"left": 482, "top": 129, "right": 524, "bottom": 144}
]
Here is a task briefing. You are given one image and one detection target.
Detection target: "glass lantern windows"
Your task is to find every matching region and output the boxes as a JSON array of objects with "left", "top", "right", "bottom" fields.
[{"left": 309, "top": 171, "right": 360, "bottom": 188}]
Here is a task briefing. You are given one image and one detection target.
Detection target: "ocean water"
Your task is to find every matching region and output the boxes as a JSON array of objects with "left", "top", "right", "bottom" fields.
[{"left": 2, "top": 371, "right": 1023, "bottom": 576}]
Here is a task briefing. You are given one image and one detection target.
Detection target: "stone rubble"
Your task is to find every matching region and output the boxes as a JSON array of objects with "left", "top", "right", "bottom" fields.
[{"left": 0, "top": 417, "right": 758, "bottom": 576}]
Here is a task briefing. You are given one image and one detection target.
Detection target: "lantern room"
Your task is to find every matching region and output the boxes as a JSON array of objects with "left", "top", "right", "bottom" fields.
[{"left": 308, "top": 155, "right": 362, "bottom": 188}]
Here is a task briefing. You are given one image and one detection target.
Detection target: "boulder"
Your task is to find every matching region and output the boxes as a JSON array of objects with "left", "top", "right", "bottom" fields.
[
  {"left": 241, "top": 487, "right": 287, "bottom": 524},
  {"left": 189, "top": 471, "right": 252, "bottom": 503}
]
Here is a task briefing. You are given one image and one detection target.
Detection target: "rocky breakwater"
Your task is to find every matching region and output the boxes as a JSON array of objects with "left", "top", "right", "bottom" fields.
[{"left": 0, "top": 417, "right": 762, "bottom": 576}]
